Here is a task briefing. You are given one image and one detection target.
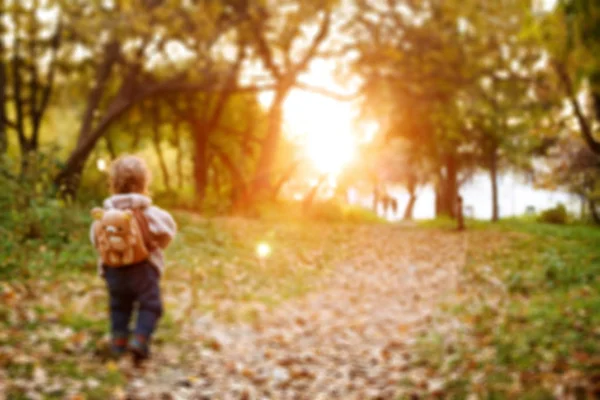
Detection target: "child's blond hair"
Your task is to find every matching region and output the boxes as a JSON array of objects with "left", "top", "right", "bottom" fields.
[{"left": 109, "top": 155, "right": 151, "bottom": 194}]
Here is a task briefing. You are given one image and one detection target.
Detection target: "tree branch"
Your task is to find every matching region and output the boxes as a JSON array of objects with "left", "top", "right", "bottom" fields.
[
  {"left": 1, "top": 116, "right": 16, "bottom": 130},
  {"left": 11, "top": 35, "right": 26, "bottom": 150},
  {"left": 555, "top": 62, "right": 600, "bottom": 155},
  {"left": 250, "top": 18, "right": 282, "bottom": 80},
  {"left": 293, "top": 11, "right": 332, "bottom": 75},
  {"left": 77, "top": 40, "right": 121, "bottom": 147},
  {"left": 295, "top": 82, "right": 359, "bottom": 101},
  {"left": 33, "top": 21, "right": 62, "bottom": 148},
  {"left": 207, "top": 41, "right": 247, "bottom": 130},
  {"left": 211, "top": 144, "right": 246, "bottom": 191}
]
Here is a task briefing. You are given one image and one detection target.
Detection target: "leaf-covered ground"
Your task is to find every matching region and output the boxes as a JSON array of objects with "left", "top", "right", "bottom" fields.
[{"left": 1, "top": 215, "right": 599, "bottom": 399}]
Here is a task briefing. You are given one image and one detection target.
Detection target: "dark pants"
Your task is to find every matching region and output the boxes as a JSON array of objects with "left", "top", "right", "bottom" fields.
[{"left": 103, "top": 261, "right": 163, "bottom": 339}]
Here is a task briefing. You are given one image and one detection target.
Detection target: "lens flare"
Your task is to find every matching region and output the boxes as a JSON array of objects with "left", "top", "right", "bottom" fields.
[
  {"left": 256, "top": 242, "right": 272, "bottom": 259},
  {"left": 96, "top": 158, "right": 107, "bottom": 172}
]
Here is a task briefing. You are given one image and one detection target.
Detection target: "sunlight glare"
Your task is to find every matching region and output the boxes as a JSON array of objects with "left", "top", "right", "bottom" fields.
[
  {"left": 258, "top": 60, "right": 370, "bottom": 179},
  {"left": 283, "top": 91, "right": 356, "bottom": 176},
  {"left": 96, "top": 158, "right": 107, "bottom": 172},
  {"left": 256, "top": 242, "right": 272, "bottom": 259}
]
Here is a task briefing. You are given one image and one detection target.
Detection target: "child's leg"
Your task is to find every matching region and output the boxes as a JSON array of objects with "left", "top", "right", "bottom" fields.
[
  {"left": 131, "top": 262, "right": 163, "bottom": 358},
  {"left": 104, "top": 268, "right": 135, "bottom": 347},
  {"left": 109, "top": 292, "right": 135, "bottom": 336}
]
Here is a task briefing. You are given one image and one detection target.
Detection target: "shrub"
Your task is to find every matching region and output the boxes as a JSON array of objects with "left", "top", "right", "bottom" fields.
[
  {"left": 342, "top": 205, "right": 384, "bottom": 223},
  {"left": 307, "top": 200, "right": 345, "bottom": 221},
  {"left": 0, "top": 152, "right": 95, "bottom": 279},
  {"left": 538, "top": 203, "right": 568, "bottom": 225},
  {"left": 308, "top": 201, "right": 383, "bottom": 223}
]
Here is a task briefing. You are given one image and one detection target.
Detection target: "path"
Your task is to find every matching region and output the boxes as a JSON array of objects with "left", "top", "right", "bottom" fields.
[{"left": 126, "top": 227, "right": 467, "bottom": 399}]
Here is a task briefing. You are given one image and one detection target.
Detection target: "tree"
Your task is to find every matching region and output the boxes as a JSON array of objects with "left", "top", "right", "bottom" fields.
[
  {"left": 3, "top": 1, "right": 62, "bottom": 171},
  {"left": 539, "top": 0, "right": 600, "bottom": 155},
  {"left": 349, "top": 0, "right": 546, "bottom": 220},
  {"left": 347, "top": 0, "right": 482, "bottom": 218},
  {"left": 362, "top": 137, "right": 430, "bottom": 220},
  {"left": 0, "top": 1, "right": 7, "bottom": 155},
  {"left": 242, "top": 0, "right": 336, "bottom": 202},
  {"left": 54, "top": 0, "right": 257, "bottom": 197},
  {"left": 462, "top": 25, "right": 547, "bottom": 221},
  {"left": 539, "top": 136, "right": 600, "bottom": 223}
]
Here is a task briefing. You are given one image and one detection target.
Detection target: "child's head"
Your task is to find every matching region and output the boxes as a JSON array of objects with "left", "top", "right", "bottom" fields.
[{"left": 109, "top": 155, "right": 151, "bottom": 195}]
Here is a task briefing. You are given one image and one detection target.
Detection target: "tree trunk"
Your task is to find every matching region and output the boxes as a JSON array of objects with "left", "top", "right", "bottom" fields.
[
  {"left": 54, "top": 98, "right": 131, "bottom": 197},
  {"left": 580, "top": 194, "right": 586, "bottom": 220},
  {"left": 104, "top": 134, "right": 116, "bottom": 160},
  {"left": 0, "top": 27, "right": 6, "bottom": 155},
  {"left": 12, "top": 33, "right": 28, "bottom": 173},
  {"left": 434, "top": 184, "right": 442, "bottom": 217},
  {"left": 174, "top": 119, "right": 184, "bottom": 190},
  {"left": 192, "top": 122, "right": 208, "bottom": 206},
  {"left": 271, "top": 160, "right": 300, "bottom": 201},
  {"left": 403, "top": 191, "right": 417, "bottom": 221},
  {"left": 251, "top": 88, "right": 290, "bottom": 198},
  {"left": 489, "top": 148, "right": 499, "bottom": 222},
  {"left": 152, "top": 131, "right": 171, "bottom": 193},
  {"left": 212, "top": 146, "right": 247, "bottom": 212},
  {"left": 446, "top": 154, "right": 458, "bottom": 218},
  {"left": 590, "top": 199, "right": 600, "bottom": 225},
  {"left": 54, "top": 41, "right": 121, "bottom": 197},
  {"left": 457, "top": 195, "right": 465, "bottom": 231},
  {"left": 76, "top": 41, "right": 120, "bottom": 148},
  {"left": 435, "top": 154, "right": 458, "bottom": 218},
  {"left": 151, "top": 102, "right": 171, "bottom": 192},
  {"left": 555, "top": 63, "right": 600, "bottom": 155},
  {"left": 303, "top": 175, "right": 326, "bottom": 213}
]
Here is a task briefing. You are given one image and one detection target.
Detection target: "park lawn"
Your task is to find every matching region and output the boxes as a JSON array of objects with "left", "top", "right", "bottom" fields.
[
  {"left": 406, "top": 220, "right": 600, "bottom": 398},
  {"left": 0, "top": 210, "right": 367, "bottom": 399},
  {"left": 1, "top": 210, "right": 599, "bottom": 398}
]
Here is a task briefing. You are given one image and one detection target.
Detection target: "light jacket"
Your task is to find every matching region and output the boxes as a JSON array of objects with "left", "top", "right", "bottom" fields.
[{"left": 90, "top": 193, "right": 177, "bottom": 276}]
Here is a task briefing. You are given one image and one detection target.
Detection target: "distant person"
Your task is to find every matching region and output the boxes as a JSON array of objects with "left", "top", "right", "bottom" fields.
[
  {"left": 382, "top": 195, "right": 390, "bottom": 215},
  {"left": 457, "top": 195, "right": 465, "bottom": 231},
  {"left": 390, "top": 196, "right": 398, "bottom": 215},
  {"left": 90, "top": 155, "right": 177, "bottom": 362}
]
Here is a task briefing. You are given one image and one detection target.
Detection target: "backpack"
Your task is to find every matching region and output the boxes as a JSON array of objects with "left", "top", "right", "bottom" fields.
[{"left": 91, "top": 207, "right": 154, "bottom": 267}]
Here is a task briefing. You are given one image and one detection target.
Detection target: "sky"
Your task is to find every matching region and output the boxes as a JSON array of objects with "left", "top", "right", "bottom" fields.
[{"left": 539, "top": 0, "right": 558, "bottom": 12}]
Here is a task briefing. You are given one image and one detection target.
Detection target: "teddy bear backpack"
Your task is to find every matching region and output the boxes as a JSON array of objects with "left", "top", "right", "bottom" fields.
[{"left": 91, "top": 207, "right": 154, "bottom": 268}]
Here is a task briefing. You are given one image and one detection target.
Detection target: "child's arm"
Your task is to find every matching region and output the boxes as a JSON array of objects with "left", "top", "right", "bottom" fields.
[{"left": 144, "top": 207, "right": 177, "bottom": 249}]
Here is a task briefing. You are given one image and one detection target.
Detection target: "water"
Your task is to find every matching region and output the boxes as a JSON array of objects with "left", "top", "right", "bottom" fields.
[{"left": 351, "top": 173, "right": 580, "bottom": 221}]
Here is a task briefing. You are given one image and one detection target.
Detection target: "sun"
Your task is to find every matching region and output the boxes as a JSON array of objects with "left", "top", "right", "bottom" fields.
[
  {"left": 281, "top": 90, "right": 357, "bottom": 176},
  {"left": 258, "top": 60, "right": 371, "bottom": 178}
]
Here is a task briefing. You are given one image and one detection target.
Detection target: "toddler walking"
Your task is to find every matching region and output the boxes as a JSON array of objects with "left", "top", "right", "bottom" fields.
[{"left": 90, "top": 155, "right": 176, "bottom": 361}]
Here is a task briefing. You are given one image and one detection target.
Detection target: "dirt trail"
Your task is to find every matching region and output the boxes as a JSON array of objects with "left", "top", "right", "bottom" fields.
[{"left": 128, "top": 228, "right": 467, "bottom": 399}]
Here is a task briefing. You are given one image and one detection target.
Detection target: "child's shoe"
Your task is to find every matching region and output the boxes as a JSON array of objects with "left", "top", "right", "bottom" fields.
[
  {"left": 110, "top": 333, "right": 129, "bottom": 359},
  {"left": 129, "top": 334, "right": 150, "bottom": 363}
]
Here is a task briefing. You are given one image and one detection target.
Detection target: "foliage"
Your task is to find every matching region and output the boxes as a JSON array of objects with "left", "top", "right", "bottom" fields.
[
  {"left": 534, "top": 0, "right": 600, "bottom": 160},
  {"left": 536, "top": 134, "right": 600, "bottom": 223},
  {"left": 346, "top": 0, "right": 546, "bottom": 220},
  {"left": 538, "top": 203, "right": 569, "bottom": 224},
  {"left": 0, "top": 152, "right": 95, "bottom": 280}
]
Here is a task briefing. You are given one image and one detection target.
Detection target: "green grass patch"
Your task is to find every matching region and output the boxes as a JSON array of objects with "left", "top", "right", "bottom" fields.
[{"left": 406, "top": 221, "right": 600, "bottom": 398}]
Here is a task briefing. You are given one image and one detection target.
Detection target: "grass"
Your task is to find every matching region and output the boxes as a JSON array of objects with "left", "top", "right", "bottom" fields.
[
  {"left": 405, "top": 219, "right": 600, "bottom": 398},
  {"left": 2, "top": 206, "right": 599, "bottom": 398},
  {"left": 0, "top": 208, "right": 375, "bottom": 398}
]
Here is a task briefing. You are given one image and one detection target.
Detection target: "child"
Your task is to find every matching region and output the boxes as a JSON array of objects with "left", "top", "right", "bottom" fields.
[{"left": 90, "top": 155, "right": 177, "bottom": 361}]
